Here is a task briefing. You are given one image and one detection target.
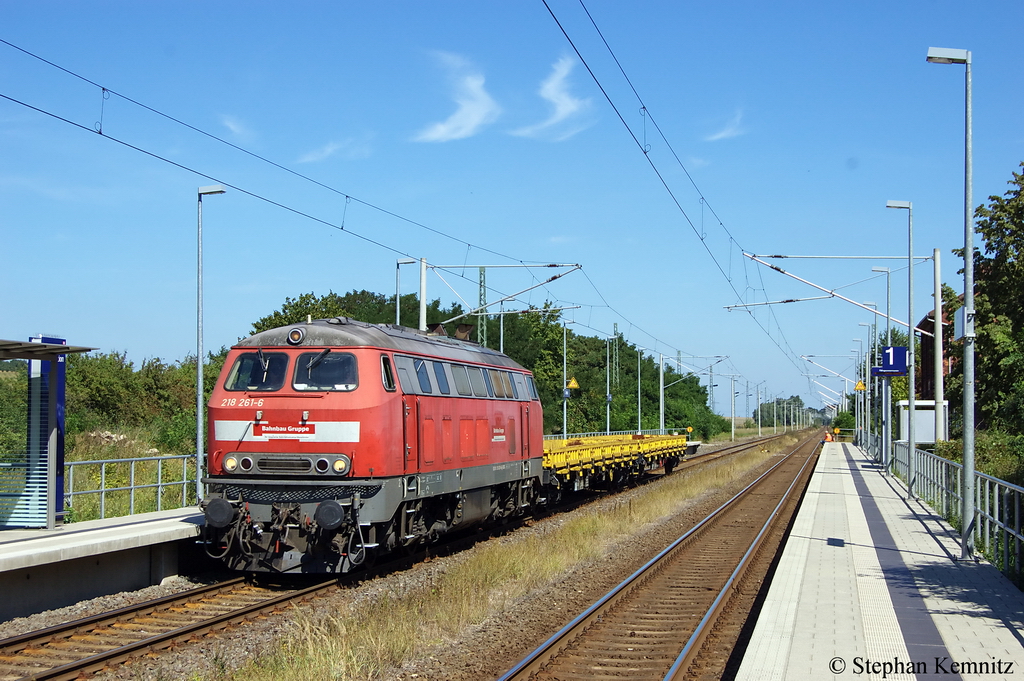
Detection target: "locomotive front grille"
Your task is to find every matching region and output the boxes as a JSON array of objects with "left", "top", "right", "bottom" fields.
[
  {"left": 257, "top": 457, "right": 313, "bottom": 473},
  {"left": 218, "top": 483, "right": 384, "bottom": 504}
]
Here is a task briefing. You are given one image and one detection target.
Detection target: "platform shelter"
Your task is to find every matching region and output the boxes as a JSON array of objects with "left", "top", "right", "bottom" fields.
[{"left": 0, "top": 339, "right": 94, "bottom": 530}]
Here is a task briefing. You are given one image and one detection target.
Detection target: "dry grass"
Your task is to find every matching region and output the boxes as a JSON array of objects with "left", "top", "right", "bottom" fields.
[{"left": 227, "top": 433, "right": 802, "bottom": 681}]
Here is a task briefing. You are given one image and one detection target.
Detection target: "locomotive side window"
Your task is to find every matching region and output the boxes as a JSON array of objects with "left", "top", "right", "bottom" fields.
[
  {"left": 293, "top": 351, "right": 358, "bottom": 391},
  {"left": 467, "top": 367, "right": 488, "bottom": 397},
  {"left": 487, "top": 369, "right": 506, "bottom": 398},
  {"left": 511, "top": 374, "right": 525, "bottom": 400},
  {"left": 432, "top": 362, "right": 451, "bottom": 395},
  {"left": 381, "top": 355, "right": 396, "bottom": 391},
  {"left": 224, "top": 351, "right": 288, "bottom": 392},
  {"left": 451, "top": 364, "right": 472, "bottom": 396},
  {"left": 413, "top": 358, "right": 433, "bottom": 393},
  {"left": 482, "top": 369, "right": 496, "bottom": 397},
  {"left": 501, "top": 372, "right": 515, "bottom": 399},
  {"left": 526, "top": 375, "right": 539, "bottom": 400}
]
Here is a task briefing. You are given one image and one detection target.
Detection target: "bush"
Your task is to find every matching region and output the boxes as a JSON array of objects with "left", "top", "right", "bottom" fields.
[
  {"left": 0, "top": 365, "right": 27, "bottom": 457},
  {"left": 934, "top": 432, "right": 1024, "bottom": 488}
]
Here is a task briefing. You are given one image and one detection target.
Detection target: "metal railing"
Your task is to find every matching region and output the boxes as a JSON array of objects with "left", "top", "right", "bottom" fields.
[
  {"left": 64, "top": 454, "right": 195, "bottom": 521},
  {"left": 856, "top": 428, "right": 1023, "bottom": 586}
]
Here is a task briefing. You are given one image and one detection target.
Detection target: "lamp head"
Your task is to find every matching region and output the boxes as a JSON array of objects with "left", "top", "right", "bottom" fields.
[
  {"left": 926, "top": 47, "right": 969, "bottom": 65},
  {"left": 198, "top": 185, "right": 227, "bottom": 196},
  {"left": 886, "top": 200, "right": 911, "bottom": 210},
  {"left": 871, "top": 266, "right": 889, "bottom": 274}
]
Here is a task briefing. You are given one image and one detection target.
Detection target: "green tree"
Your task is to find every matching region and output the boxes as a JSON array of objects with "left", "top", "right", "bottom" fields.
[
  {"left": 832, "top": 411, "right": 855, "bottom": 430},
  {"left": 950, "top": 162, "right": 1024, "bottom": 433},
  {"left": 251, "top": 290, "right": 466, "bottom": 336}
]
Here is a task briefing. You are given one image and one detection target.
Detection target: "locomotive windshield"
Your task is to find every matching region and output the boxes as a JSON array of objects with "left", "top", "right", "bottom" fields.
[
  {"left": 223, "top": 352, "right": 289, "bottom": 391},
  {"left": 293, "top": 351, "right": 358, "bottom": 391}
]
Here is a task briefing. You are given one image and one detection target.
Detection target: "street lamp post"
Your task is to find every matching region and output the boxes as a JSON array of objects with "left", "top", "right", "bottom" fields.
[
  {"left": 927, "top": 46, "right": 974, "bottom": 556},
  {"left": 853, "top": 338, "right": 863, "bottom": 439},
  {"left": 731, "top": 377, "right": 737, "bottom": 441},
  {"left": 873, "top": 267, "right": 893, "bottom": 472},
  {"left": 860, "top": 320, "right": 873, "bottom": 445},
  {"left": 196, "top": 184, "right": 226, "bottom": 504},
  {"left": 888, "top": 200, "right": 915, "bottom": 498},
  {"left": 933, "top": 249, "right": 945, "bottom": 442}
]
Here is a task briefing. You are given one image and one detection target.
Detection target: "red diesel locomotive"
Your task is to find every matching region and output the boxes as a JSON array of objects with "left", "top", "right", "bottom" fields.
[{"left": 201, "top": 317, "right": 547, "bottom": 573}]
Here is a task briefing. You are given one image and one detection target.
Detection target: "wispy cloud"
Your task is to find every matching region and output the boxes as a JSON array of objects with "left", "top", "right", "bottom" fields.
[
  {"left": 297, "top": 136, "right": 373, "bottom": 163},
  {"left": 414, "top": 52, "right": 501, "bottom": 142},
  {"left": 220, "top": 115, "right": 254, "bottom": 140},
  {"left": 704, "top": 109, "right": 746, "bottom": 141},
  {"left": 512, "top": 56, "right": 591, "bottom": 140}
]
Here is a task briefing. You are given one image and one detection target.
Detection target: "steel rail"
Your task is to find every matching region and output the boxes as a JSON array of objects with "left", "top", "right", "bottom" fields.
[
  {"left": 0, "top": 578, "right": 246, "bottom": 654},
  {"left": 663, "top": 440, "right": 819, "bottom": 679},
  {"left": 1, "top": 578, "right": 335, "bottom": 681},
  {"left": 497, "top": 433, "right": 817, "bottom": 681}
]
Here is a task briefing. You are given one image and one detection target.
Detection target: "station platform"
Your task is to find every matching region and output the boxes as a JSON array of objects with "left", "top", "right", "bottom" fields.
[
  {"left": 736, "top": 441, "right": 1024, "bottom": 680},
  {"left": 0, "top": 508, "right": 203, "bottom": 620}
]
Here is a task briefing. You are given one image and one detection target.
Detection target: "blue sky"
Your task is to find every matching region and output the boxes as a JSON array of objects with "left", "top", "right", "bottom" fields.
[{"left": 2, "top": 1, "right": 1022, "bottom": 416}]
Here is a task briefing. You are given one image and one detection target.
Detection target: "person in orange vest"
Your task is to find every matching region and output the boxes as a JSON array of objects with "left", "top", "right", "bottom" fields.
[{"left": 824, "top": 432, "right": 834, "bottom": 443}]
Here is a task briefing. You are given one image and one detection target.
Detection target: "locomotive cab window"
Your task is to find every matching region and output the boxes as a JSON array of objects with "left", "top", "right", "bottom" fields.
[
  {"left": 224, "top": 351, "right": 289, "bottom": 392},
  {"left": 293, "top": 351, "right": 358, "bottom": 391},
  {"left": 381, "top": 355, "right": 396, "bottom": 391}
]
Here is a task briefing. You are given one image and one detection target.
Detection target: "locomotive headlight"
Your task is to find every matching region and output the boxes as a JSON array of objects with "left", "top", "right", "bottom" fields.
[
  {"left": 223, "top": 456, "right": 238, "bottom": 472},
  {"left": 286, "top": 327, "right": 305, "bottom": 345},
  {"left": 333, "top": 455, "right": 351, "bottom": 474}
]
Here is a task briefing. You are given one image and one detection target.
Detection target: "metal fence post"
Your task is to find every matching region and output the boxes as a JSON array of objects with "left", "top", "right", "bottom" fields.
[{"left": 100, "top": 463, "right": 107, "bottom": 519}]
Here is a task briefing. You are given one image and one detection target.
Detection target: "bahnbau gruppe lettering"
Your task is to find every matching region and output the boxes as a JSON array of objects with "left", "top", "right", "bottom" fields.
[{"left": 254, "top": 423, "right": 315, "bottom": 435}]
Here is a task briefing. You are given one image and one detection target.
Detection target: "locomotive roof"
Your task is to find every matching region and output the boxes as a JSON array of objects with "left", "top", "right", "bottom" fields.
[{"left": 235, "top": 317, "right": 526, "bottom": 370}]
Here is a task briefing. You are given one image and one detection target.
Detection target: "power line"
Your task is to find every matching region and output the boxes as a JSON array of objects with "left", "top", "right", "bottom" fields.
[
  {"left": 0, "top": 40, "right": 702, "bottom": 362},
  {"left": 544, "top": 0, "right": 806, "bottom": 376}
]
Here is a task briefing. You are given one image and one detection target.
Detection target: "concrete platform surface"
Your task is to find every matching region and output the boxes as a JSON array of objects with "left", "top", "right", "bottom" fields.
[
  {"left": 736, "top": 441, "right": 1024, "bottom": 681},
  {"left": 0, "top": 507, "right": 202, "bottom": 572}
]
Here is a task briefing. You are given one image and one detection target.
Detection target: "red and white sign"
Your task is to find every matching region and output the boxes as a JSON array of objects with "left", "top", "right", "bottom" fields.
[
  {"left": 254, "top": 423, "right": 316, "bottom": 439},
  {"left": 215, "top": 420, "right": 360, "bottom": 443}
]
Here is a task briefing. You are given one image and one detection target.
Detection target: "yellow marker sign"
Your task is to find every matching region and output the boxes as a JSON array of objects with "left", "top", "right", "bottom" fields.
[
  {"left": 686, "top": 426, "right": 693, "bottom": 433},
  {"left": 834, "top": 428, "right": 841, "bottom": 434},
  {"left": 566, "top": 377, "right": 580, "bottom": 389},
  {"left": 855, "top": 380, "right": 866, "bottom": 391}
]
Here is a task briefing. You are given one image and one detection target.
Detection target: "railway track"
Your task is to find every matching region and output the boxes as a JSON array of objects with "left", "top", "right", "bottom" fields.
[
  {"left": 0, "top": 433, "right": 800, "bottom": 681},
  {"left": 0, "top": 577, "right": 335, "bottom": 681},
  {"left": 498, "top": 432, "right": 820, "bottom": 681}
]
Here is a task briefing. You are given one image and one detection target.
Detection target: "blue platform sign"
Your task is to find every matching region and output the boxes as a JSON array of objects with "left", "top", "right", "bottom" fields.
[
  {"left": 28, "top": 335, "right": 67, "bottom": 521},
  {"left": 872, "top": 346, "right": 908, "bottom": 377}
]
